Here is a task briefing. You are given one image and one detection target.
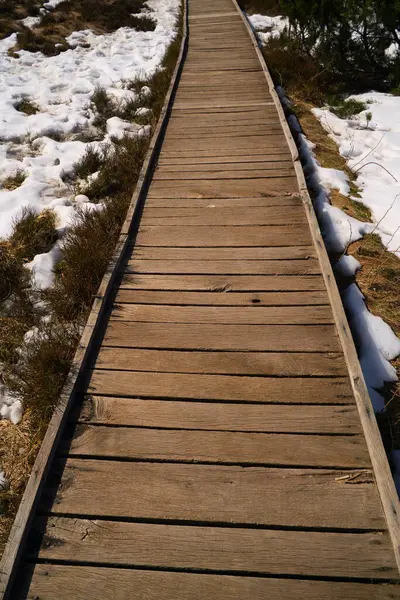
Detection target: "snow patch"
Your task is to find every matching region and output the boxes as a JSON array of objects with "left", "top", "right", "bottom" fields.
[{"left": 0, "top": 0, "right": 181, "bottom": 429}]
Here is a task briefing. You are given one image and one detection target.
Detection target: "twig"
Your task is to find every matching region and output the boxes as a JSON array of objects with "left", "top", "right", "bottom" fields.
[
  {"left": 351, "top": 133, "right": 385, "bottom": 169},
  {"left": 354, "top": 161, "right": 398, "bottom": 182},
  {"left": 338, "top": 220, "right": 353, "bottom": 261},
  {"left": 370, "top": 193, "right": 400, "bottom": 235}
]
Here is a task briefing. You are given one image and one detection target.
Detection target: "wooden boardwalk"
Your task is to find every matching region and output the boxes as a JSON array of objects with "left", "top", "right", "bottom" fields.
[{"left": 3, "top": 0, "right": 400, "bottom": 597}]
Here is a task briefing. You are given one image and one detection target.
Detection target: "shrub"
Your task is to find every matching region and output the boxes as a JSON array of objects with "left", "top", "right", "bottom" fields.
[{"left": 10, "top": 207, "right": 58, "bottom": 262}]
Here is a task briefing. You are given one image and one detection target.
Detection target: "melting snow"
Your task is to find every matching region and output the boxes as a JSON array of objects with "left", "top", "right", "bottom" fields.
[{"left": 0, "top": 0, "right": 181, "bottom": 428}]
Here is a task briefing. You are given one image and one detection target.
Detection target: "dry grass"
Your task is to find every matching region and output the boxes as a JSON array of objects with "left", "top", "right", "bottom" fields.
[
  {"left": 268, "top": 58, "right": 400, "bottom": 446},
  {"left": 9, "top": 0, "right": 155, "bottom": 57},
  {"left": 0, "top": 9, "right": 183, "bottom": 556},
  {"left": 11, "top": 207, "right": 58, "bottom": 262},
  {"left": 0, "top": 410, "right": 41, "bottom": 557},
  {"left": 14, "top": 98, "right": 39, "bottom": 116},
  {"left": 2, "top": 170, "right": 26, "bottom": 191}
]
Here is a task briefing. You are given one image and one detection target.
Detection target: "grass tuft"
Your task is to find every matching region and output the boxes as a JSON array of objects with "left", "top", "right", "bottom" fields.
[
  {"left": 14, "top": 98, "right": 39, "bottom": 115},
  {"left": 73, "top": 146, "right": 105, "bottom": 180},
  {"left": 46, "top": 198, "right": 128, "bottom": 321},
  {"left": 10, "top": 207, "right": 58, "bottom": 262},
  {"left": 329, "top": 98, "right": 368, "bottom": 119},
  {"left": 2, "top": 170, "right": 26, "bottom": 190}
]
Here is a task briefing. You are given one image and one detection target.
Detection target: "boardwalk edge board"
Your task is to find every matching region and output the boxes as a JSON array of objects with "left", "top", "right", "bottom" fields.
[
  {"left": 230, "top": 0, "right": 400, "bottom": 571},
  {"left": 0, "top": 3, "right": 189, "bottom": 598}
]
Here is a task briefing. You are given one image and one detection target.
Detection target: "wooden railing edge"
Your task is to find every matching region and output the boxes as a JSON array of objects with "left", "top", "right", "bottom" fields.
[
  {"left": 0, "top": 3, "right": 188, "bottom": 597},
  {"left": 232, "top": 0, "right": 400, "bottom": 572}
]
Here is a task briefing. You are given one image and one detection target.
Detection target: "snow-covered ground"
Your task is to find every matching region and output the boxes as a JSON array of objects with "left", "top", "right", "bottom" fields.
[
  {"left": 0, "top": 0, "right": 180, "bottom": 429},
  {"left": 248, "top": 12, "right": 400, "bottom": 486},
  {"left": 313, "top": 95, "right": 400, "bottom": 256}
]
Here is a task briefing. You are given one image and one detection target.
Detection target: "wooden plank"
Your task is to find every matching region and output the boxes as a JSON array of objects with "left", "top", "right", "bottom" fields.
[
  {"left": 147, "top": 179, "right": 299, "bottom": 197},
  {"left": 153, "top": 168, "right": 296, "bottom": 180},
  {"left": 33, "top": 518, "right": 397, "bottom": 580},
  {"left": 126, "top": 259, "right": 319, "bottom": 274},
  {"left": 23, "top": 565, "right": 400, "bottom": 600},
  {"left": 140, "top": 207, "right": 306, "bottom": 226},
  {"left": 77, "top": 397, "right": 361, "bottom": 434},
  {"left": 155, "top": 160, "right": 292, "bottom": 171},
  {"left": 67, "top": 425, "right": 369, "bottom": 468},
  {"left": 44, "top": 461, "right": 386, "bottom": 530},
  {"left": 94, "top": 348, "right": 347, "bottom": 376},
  {"left": 162, "top": 136, "right": 285, "bottom": 151},
  {"left": 131, "top": 245, "right": 317, "bottom": 259},
  {"left": 132, "top": 246, "right": 316, "bottom": 264},
  {"left": 109, "top": 304, "right": 333, "bottom": 325},
  {"left": 135, "top": 226, "right": 310, "bottom": 246},
  {"left": 144, "top": 195, "right": 300, "bottom": 206},
  {"left": 115, "top": 289, "right": 330, "bottom": 306},
  {"left": 87, "top": 370, "right": 353, "bottom": 404},
  {"left": 120, "top": 274, "right": 325, "bottom": 291},
  {"left": 102, "top": 322, "right": 342, "bottom": 353}
]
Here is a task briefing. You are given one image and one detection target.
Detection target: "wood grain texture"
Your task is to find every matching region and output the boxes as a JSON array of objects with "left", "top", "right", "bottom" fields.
[
  {"left": 140, "top": 207, "right": 306, "bottom": 225},
  {"left": 135, "top": 225, "right": 311, "bottom": 246},
  {"left": 115, "top": 289, "right": 330, "bottom": 306},
  {"left": 131, "top": 245, "right": 317, "bottom": 260},
  {"left": 45, "top": 460, "right": 385, "bottom": 530},
  {"left": 144, "top": 194, "right": 301, "bottom": 206},
  {"left": 147, "top": 178, "right": 298, "bottom": 198},
  {"left": 102, "top": 322, "right": 343, "bottom": 353},
  {"left": 86, "top": 370, "right": 353, "bottom": 404},
  {"left": 33, "top": 518, "right": 397, "bottom": 579},
  {"left": 120, "top": 274, "right": 325, "bottom": 291},
  {"left": 126, "top": 259, "right": 320, "bottom": 274},
  {"left": 23, "top": 565, "right": 400, "bottom": 600},
  {"left": 67, "top": 425, "right": 369, "bottom": 468},
  {"left": 94, "top": 347, "right": 347, "bottom": 375},
  {"left": 109, "top": 304, "right": 334, "bottom": 324},
  {"left": 77, "top": 397, "right": 362, "bottom": 434}
]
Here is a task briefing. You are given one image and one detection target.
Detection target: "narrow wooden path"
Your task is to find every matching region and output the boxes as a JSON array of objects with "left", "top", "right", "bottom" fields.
[{"left": 5, "top": 0, "right": 400, "bottom": 597}]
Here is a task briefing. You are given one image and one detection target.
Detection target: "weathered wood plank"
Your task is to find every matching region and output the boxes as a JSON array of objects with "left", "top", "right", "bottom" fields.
[
  {"left": 141, "top": 209, "right": 306, "bottom": 226},
  {"left": 131, "top": 245, "right": 317, "bottom": 260},
  {"left": 120, "top": 274, "right": 325, "bottom": 291},
  {"left": 94, "top": 348, "right": 346, "bottom": 376},
  {"left": 33, "top": 518, "right": 397, "bottom": 579},
  {"left": 87, "top": 370, "right": 353, "bottom": 403},
  {"left": 77, "top": 397, "right": 360, "bottom": 434},
  {"left": 67, "top": 425, "right": 369, "bottom": 468},
  {"left": 126, "top": 259, "right": 320, "bottom": 274},
  {"left": 135, "top": 226, "right": 310, "bottom": 246},
  {"left": 152, "top": 168, "right": 296, "bottom": 180},
  {"left": 144, "top": 195, "right": 300, "bottom": 206},
  {"left": 148, "top": 178, "right": 299, "bottom": 198},
  {"left": 115, "top": 289, "right": 329, "bottom": 306},
  {"left": 154, "top": 160, "right": 292, "bottom": 171},
  {"left": 23, "top": 565, "right": 400, "bottom": 600},
  {"left": 109, "top": 304, "right": 333, "bottom": 325},
  {"left": 44, "top": 461, "right": 386, "bottom": 530},
  {"left": 103, "top": 322, "right": 342, "bottom": 353}
]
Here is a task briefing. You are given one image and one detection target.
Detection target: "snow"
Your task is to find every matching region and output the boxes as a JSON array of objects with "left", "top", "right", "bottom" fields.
[
  {"left": 20, "top": 16, "right": 42, "bottom": 28},
  {"left": 0, "top": 0, "right": 181, "bottom": 430},
  {"left": 312, "top": 94, "right": 400, "bottom": 255},
  {"left": 247, "top": 13, "right": 288, "bottom": 43},
  {"left": 249, "top": 12, "right": 400, "bottom": 487},
  {"left": 0, "top": 471, "right": 9, "bottom": 492}
]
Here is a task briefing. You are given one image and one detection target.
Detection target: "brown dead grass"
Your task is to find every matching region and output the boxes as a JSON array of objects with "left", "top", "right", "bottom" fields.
[
  {"left": 9, "top": 0, "right": 155, "bottom": 56},
  {"left": 0, "top": 9, "right": 183, "bottom": 558},
  {"left": 0, "top": 410, "right": 41, "bottom": 557},
  {"left": 288, "top": 93, "right": 400, "bottom": 448}
]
